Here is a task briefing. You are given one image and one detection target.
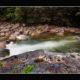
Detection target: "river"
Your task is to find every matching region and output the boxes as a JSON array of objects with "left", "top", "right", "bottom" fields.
[{"left": 1, "top": 32, "right": 80, "bottom": 60}]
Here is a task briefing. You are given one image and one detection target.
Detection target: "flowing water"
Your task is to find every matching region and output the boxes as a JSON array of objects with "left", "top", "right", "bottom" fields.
[{"left": 1, "top": 32, "right": 80, "bottom": 59}]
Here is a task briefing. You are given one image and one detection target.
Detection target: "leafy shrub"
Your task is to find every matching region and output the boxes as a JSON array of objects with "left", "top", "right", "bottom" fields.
[
  {"left": 22, "top": 65, "right": 34, "bottom": 74},
  {"left": 0, "top": 61, "right": 3, "bottom": 68},
  {"left": 12, "top": 66, "right": 18, "bottom": 73}
]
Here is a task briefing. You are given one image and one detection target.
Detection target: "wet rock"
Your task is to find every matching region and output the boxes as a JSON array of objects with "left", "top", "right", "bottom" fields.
[
  {"left": 14, "top": 32, "right": 20, "bottom": 36},
  {"left": 50, "top": 29, "right": 55, "bottom": 33},
  {"left": 16, "top": 35, "right": 29, "bottom": 41},
  {"left": 1, "top": 29, "right": 9, "bottom": 33},
  {"left": 23, "top": 30, "right": 29, "bottom": 35},
  {"left": 5, "top": 32, "right": 10, "bottom": 37},
  {"left": 15, "top": 23, "right": 20, "bottom": 27},
  {"left": 8, "top": 35, "right": 16, "bottom": 41},
  {"left": 11, "top": 26, "right": 18, "bottom": 30},
  {"left": 0, "top": 37, "right": 7, "bottom": 41},
  {"left": 56, "top": 32, "right": 64, "bottom": 36},
  {"left": 68, "top": 36, "right": 76, "bottom": 40},
  {"left": 44, "top": 24, "right": 50, "bottom": 32},
  {"left": 65, "top": 28, "right": 72, "bottom": 32},
  {"left": 6, "top": 40, "right": 11, "bottom": 44},
  {"left": 1, "top": 50, "right": 80, "bottom": 73},
  {"left": 19, "top": 27, "right": 24, "bottom": 34},
  {"left": 70, "top": 29, "right": 75, "bottom": 32},
  {"left": 59, "top": 28, "right": 65, "bottom": 33},
  {"left": 0, "top": 49, "right": 10, "bottom": 57},
  {"left": 22, "top": 23, "right": 26, "bottom": 27},
  {"left": 0, "top": 33, "right": 5, "bottom": 37},
  {"left": 30, "top": 33, "right": 39, "bottom": 39},
  {"left": 0, "top": 43, "right": 6, "bottom": 49}
]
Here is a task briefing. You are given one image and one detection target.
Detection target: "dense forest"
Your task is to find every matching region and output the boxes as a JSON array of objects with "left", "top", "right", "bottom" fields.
[{"left": 0, "top": 7, "right": 80, "bottom": 27}]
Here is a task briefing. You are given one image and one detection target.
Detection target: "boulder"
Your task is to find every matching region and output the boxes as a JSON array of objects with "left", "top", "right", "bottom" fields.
[
  {"left": 50, "top": 29, "right": 55, "bottom": 33},
  {"left": 6, "top": 40, "right": 11, "bottom": 44},
  {"left": 44, "top": 24, "right": 50, "bottom": 32},
  {"left": 0, "top": 43, "right": 6, "bottom": 49},
  {"left": 23, "top": 30, "right": 29, "bottom": 35},
  {"left": 15, "top": 23, "right": 20, "bottom": 27},
  {"left": 8, "top": 35, "right": 16, "bottom": 41},
  {"left": 14, "top": 32, "right": 20, "bottom": 36},
  {"left": 0, "top": 37, "right": 7, "bottom": 41},
  {"left": 59, "top": 28, "right": 65, "bottom": 33},
  {"left": 22, "top": 23, "right": 26, "bottom": 27},
  {"left": 0, "top": 49, "right": 10, "bottom": 57},
  {"left": 19, "top": 28, "right": 24, "bottom": 34},
  {"left": 30, "top": 33, "right": 39, "bottom": 39},
  {"left": 5, "top": 32, "right": 10, "bottom": 37},
  {"left": 0, "top": 33, "right": 5, "bottom": 37},
  {"left": 1, "top": 50, "right": 80, "bottom": 73},
  {"left": 16, "top": 35, "right": 29, "bottom": 41},
  {"left": 56, "top": 32, "right": 64, "bottom": 36},
  {"left": 75, "top": 30, "right": 80, "bottom": 33},
  {"left": 1, "top": 29, "right": 9, "bottom": 33}
]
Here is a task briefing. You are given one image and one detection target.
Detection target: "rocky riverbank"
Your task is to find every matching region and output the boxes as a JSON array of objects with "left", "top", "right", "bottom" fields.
[
  {"left": 0, "top": 22, "right": 80, "bottom": 73},
  {"left": 0, "top": 22, "right": 80, "bottom": 43},
  {"left": 0, "top": 49, "right": 80, "bottom": 74}
]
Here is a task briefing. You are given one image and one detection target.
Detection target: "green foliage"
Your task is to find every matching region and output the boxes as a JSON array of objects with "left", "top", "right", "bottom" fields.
[
  {"left": 12, "top": 66, "right": 18, "bottom": 73},
  {"left": 22, "top": 65, "right": 34, "bottom": 74},
  {"left": 42, "top": 26, "right": 44, "bottom": 30},
  {"left": 76, "top": 12, "right": 80, "bottom": 16},
  {"left": 0, "top": 61, "right": 3, "bottom": 68},
  {"left": 0, "top": 7, "right": 80, "bottom": 27}
]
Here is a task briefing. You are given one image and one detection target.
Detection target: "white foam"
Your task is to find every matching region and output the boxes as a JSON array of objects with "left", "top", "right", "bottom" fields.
[{"left": 5, "top": 40, "right": 77, "bottom": 57}]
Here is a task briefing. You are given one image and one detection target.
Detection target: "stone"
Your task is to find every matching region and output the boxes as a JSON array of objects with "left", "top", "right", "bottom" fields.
[
  {"left": 22, "top": 23, "right": 26, "bottom": 27},
  {"left": 68, "top": 37, "right": 76, "bottom": 40},
  {"left": 9, "top": 35, "right": 16, "bottom": 41},
  {"left": 1, "top": 29, "right": 9, "bottom": 33},
  {"left": 0, "top": 33, "right": 5, "bottom": 37},
  {"left": 19, "top": 27, "right": 24, "bottom": 34},
  {"left": 14, "top": 32, "right": 20, "bottom": 36},
  {"left": 1, "top": 50, "right": 80, "bottom": 73},
  {"left": 56, "top": 32, "right": 64, "bottom": 36},
  {"left": 11, "top": 26, "right": 18, "bottom": 30},
  {"left": 23, "top": 31, "right": 29, "bottom": 35},
  {"left": 0, "top": 43, "right": 6, "bottom": 49},
  {"left": 44, "top": 24, "right": 49, "bottom": 32},
  {"left": 15, "top": 23, "right": 20, "bottom": 27},
  {"left": 6, "top": 39, "right": 11, "bottom": 44},
  {"left": 50, "top": 29, "right": 55, "bottom": 33},
  {"left": 59, "top": 28, "right": 65, "bottom": 33},
  {"left": 5, "top": 32, "right": 10, "bottom": 37},
  {"left": 0, "top": 49, "right": 10, "bottom": 57},
  {"left": 70, "top": 29, "right": 75, "bottom": 32},
  {"left": 0, "top": 37, "right": 7, "bottom": 41}
]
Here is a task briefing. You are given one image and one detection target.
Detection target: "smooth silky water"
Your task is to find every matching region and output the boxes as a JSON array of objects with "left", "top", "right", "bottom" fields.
[{"left": 1, "top": 32, "right": 80, "bottom": 60}]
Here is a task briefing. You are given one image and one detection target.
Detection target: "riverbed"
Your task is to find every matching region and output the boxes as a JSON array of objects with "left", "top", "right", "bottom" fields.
[{"left": 0, "top": 32, "right": 79, "bottom": 60}]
